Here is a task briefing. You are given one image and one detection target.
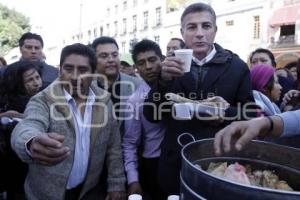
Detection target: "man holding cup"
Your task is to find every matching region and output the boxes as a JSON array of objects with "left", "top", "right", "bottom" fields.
[{"left": 143, "top": 2, "right": 255, "bottom": 196}]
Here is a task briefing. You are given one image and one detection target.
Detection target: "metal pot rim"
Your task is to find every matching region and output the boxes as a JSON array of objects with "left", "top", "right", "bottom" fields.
[{"left": 181, "top": 138, "right": 300, "bottom": 195}]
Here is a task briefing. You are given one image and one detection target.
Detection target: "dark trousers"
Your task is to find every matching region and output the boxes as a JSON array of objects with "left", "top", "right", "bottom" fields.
[
  {"left": 139, "top": 157, "right": 167, "bottom": 200},
  {"left": 65, "top": 184, "right": 83, "bottom": 200}
]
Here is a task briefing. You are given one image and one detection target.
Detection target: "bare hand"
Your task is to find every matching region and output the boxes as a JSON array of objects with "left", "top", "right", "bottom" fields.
[
  {"left": 128, "top": 182, "right": 142, "bottom": 195},
  {"left": 161, "top": 56, "right": 185, "bottom": 80},
  {"left": 29, "top": 132, "right": 70, "bottom": 165},
  {"left": 105, "top": 191, "right": 126, "bottom": 200},
  {"left": 0, "top": 110, "right": 25, "bottom": 119},
  {"left": 213, "top": 118, "right": 268, "bottom": 155},
  {"left": 283, "top": 90, "right": 300, "bottom": 105}
]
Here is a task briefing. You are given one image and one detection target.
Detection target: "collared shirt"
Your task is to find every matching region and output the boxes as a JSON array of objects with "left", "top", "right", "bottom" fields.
[
  {"left": 63, "top": 88, "right": 95, "bottom": 189},
  {"left": 192, "top": 44, "right": 217, "bottom": 66},
  {"left": 122, "top": 81, "right": 165, "bottom": 184},
  {"left": 191, "top": 45, "right": 217, "bottom": 92}
]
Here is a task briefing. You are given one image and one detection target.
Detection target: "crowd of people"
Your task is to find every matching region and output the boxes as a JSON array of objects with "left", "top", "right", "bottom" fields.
[{"left": 0, "top": 2, "right": 300, "bottom": 200}]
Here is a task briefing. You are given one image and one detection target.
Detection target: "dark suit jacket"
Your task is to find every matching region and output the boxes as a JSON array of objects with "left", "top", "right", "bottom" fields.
[{"left": 144, "top": 43, "right": 255, "bottom": 194}]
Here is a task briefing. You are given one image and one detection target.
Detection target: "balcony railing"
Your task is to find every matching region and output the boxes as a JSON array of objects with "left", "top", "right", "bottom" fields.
[{"left": 269, "top": 35, "right": 299, "bottom": 48}]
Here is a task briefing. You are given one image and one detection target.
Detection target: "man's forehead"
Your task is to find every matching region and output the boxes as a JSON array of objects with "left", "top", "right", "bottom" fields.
[
  {"left": 23, "top": 39, "right": 42, "bottom": 46},
  {"left": 182, "top": 11, "right": 215, "bottom": 25},
  {"left": 137, "top": 51, "right": 159, "bottom": 60},
  {"left": 96, "top": 43, "right": 118, "bottom": 53},
  {"left": 168, "top": 40, "right": 180, "bottom": 46}
]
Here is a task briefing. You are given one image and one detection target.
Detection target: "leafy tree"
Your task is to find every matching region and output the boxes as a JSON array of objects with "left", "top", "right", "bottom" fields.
[{"left": 0, "top": 4, "right": 31, "bottom": 56}]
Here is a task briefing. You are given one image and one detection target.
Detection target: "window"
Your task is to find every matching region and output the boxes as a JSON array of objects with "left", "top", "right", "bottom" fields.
[
  {"left": 123, "top": 1, "right": 127, "bottom": 10},
  {"left": 143, "top": 11, "right": 148, "bottom": 30},
  {"left": 94, "top": 28, "right": 97, "bottom": 37},
  {"left": 100, "top": 26, "right": 103, "bottom": 36},
  {"left": 225, "top": 20, "right": 234, "bottom": 26},
  {"left": 114, "top": 21, "right": 118, "bottom": 36},
  {"left": 129, "top": 39, "right": 137, "bottom": 52},
  {"left": 107, "top": 8, "right": 110, "bottom": 17},
  {"left": 88, "top": 30, "right": 92, "bottom": 40},
  {"left": 115, "top": 5, "right": 118, "bottom": 14},
  {"left": 133, "top": 0, "right": 137, "bottom": 7},
  {"left": 155, "top": 7, "right": 162, "bottom": 26},
  {"left": 154, "top": 35, "right": 160, "bottom": 44},
  {"left": 121, "top": 41, "right": 126, "bottom": 53},
  {"left": 123, "top": 18, "right": 127, "bottom": 34},
  {"left": 253, "top": 16, "right": 260, "bottom": 39},
  {"left": 132, "top": 15, "right": 137, "bottom": 32},
  {"left": 280, "top": 24, "right": 295, "bottom": 36},
  {"left": 106, "top": 24, "right": 110, "bottom": 35}
]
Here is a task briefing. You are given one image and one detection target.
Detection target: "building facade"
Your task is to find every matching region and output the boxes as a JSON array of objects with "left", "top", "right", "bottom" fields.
[{"left": 5, "top": 0, "right": 300, "bottom": 66}]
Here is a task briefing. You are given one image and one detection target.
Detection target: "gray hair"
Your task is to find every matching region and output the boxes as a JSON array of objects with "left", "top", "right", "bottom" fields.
[{"left": 181, "top": 3, "right": 216, "bottom": 26}]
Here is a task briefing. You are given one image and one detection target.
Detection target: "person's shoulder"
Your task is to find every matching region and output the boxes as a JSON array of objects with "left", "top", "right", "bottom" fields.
[
  {"left": 216, "top": 45, "right": 248, "bottom": 69},
  {"left": 120, "top": 72, "right": 141, "bottom": 84},
  {"left": 127, "top": 85, "right": 146, "bottom": 104},
  {"left": 42, "top": 62, "right": 59, "bottom": 72}
]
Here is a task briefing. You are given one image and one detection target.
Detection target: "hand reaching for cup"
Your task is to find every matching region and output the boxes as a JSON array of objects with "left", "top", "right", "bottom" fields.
[{"left": 29, "top": 132, "right": 70, "bottom": 166}]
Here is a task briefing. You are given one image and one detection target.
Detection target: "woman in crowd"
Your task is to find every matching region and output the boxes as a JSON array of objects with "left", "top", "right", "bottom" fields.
[
  {"left": 0, "top": 60, "right": 42, "bottom": 200},
  {"left": 249, "top": 48, "right": 276, "bottom": 68},
  {"left": 275, "top": 67, "right": 294, "bottom": 106},
  {"left": 250, "top": 64, "right": 282, "bottom": 116}
]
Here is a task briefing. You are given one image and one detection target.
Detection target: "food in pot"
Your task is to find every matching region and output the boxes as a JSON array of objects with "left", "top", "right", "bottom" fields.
[
  {"left": 196, "top": 162, "right": 294, "bottom": 191},
  {"left": 165, "top": 93, "right": 230, "bottom": 109}
]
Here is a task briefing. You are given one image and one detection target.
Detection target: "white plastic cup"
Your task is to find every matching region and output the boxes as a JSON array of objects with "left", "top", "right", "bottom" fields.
[
  {"left": 128, "top": 194, "right": 142, "bottom": 200},
  {"left": 174, "top": 49, "right": 193, "bottom": 72},
  {"left": 167, "top": 195, "right": 180, "bottom": 200}
]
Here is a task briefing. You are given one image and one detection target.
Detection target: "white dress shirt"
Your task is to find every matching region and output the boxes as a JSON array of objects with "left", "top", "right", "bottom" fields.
[
  {"left": 64, "top": 88, "right": 95, "bottom": 189},
  {"left": 192, "top": 44, "right": 217, "bottom": 66}
]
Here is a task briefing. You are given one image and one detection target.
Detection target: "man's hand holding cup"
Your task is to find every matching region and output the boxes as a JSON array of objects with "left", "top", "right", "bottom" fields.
[{"left": 161, "top": 49, "right": 193, "bottom": 80}]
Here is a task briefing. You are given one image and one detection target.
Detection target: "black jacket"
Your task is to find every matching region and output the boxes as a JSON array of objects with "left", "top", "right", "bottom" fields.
[{"left": 144, "top": 43, "right": 255, "bottom": 194}]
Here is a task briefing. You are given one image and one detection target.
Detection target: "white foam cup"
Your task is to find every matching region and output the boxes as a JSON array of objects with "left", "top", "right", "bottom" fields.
[
  {"left": 167, "top": 195, "right": 180, "bottom": 200},
  {"left": 128, "top": 194, "right": 142, "bottom": 200},
  {"left": 174, "top": 49, "right": 193, "bottom": 72}
]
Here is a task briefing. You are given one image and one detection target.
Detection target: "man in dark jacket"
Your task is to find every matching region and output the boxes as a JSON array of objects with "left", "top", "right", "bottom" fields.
[
  {"left": 144, "top": 2, "right": 255, "bottom": 196},
  {"left": 19, "top": 32, "right": 58, "bottom": 88}
]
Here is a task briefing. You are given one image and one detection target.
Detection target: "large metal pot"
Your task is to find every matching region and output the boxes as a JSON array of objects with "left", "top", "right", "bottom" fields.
[{"left": 180, "top": 135, "right": 300, "bottom": 200}]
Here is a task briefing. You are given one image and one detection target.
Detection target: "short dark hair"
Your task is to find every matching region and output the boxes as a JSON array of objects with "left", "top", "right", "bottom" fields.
[
  {"left": 91, "top": 36, "right": 119, "bottom": 50},
  {"left": 4, "top": 60, "right": 41, "bottom": 95},
  {"left": 132, "top": 39, "right": 163, "bottom": 64},
  {"left": 181, "top": 3, "right": 216, "bottom": 26},
  {"left": 284, "top": 61, "right": 297, "bottom": 70},
  {"left": 170, "top": 38, "right": 185, "bottom": 48},
  {"left": 250, "top": 48, "right": 276, "bottom": 67},
  {"left": 60, "top": 43, "right": 97, "bottom": 73},
  {"left": 19, "top": 32, "right": 44, "bottom": 48}
]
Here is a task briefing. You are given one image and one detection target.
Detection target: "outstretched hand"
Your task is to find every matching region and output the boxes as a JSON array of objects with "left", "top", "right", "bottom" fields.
[
  {"left": 213, "top": 118, "right": 269, "bottom": 155},
  {"left": 29, "top": 132, "right": 70, "bottom": 166}
]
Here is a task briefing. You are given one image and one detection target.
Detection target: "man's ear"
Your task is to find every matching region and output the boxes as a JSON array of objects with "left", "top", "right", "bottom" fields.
[{"left": 180, "top": 27, "right": 183, "bottom": 36}]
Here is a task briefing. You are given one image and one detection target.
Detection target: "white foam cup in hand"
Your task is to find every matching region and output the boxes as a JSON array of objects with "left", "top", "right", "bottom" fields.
[
  {"left": 167, "top": 195, "right": 180, "bottom": 200},
  {"left": 128, "top": 194, "right": 142, "bottom": 200},
  {"left": 174, "top": 49, "right": 193, "bottom": 72}
]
